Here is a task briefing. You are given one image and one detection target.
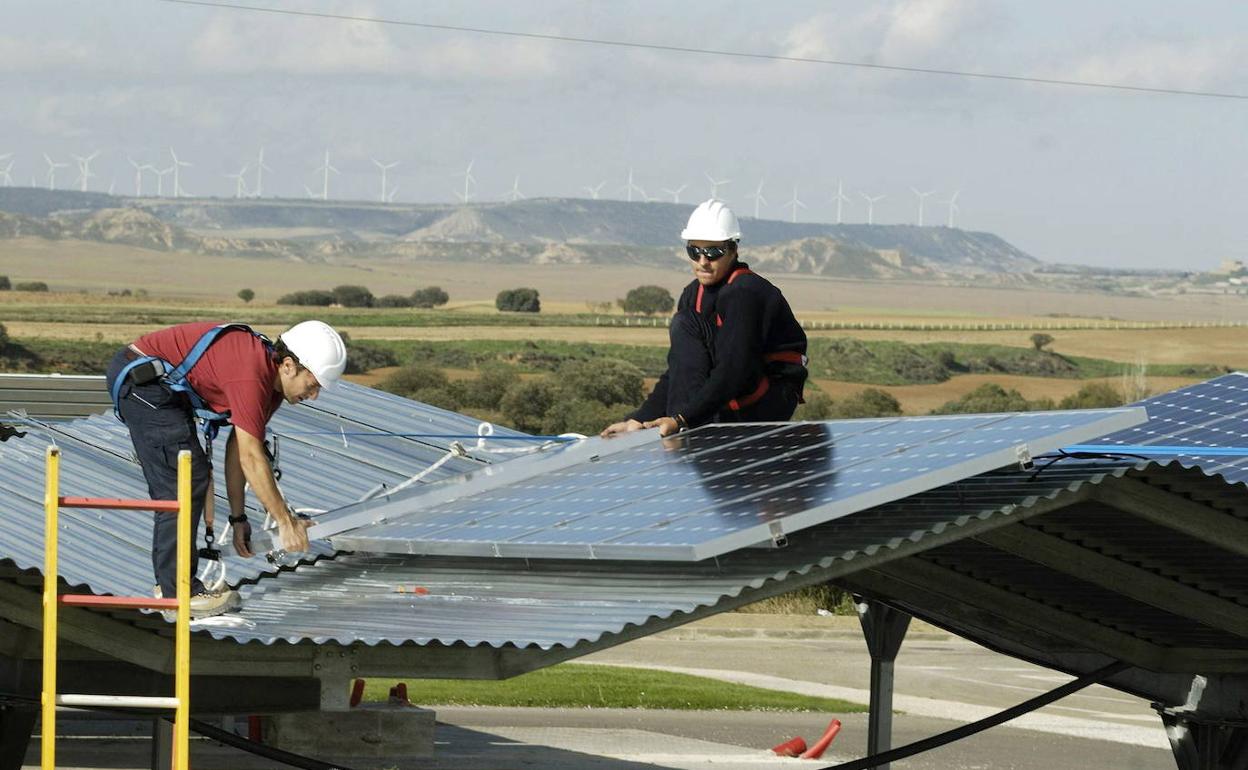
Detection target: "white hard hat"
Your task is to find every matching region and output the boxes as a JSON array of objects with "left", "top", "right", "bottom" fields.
[
  {"left": 279, "top": 320, "right": 347, "bottom": 389},
  {"left": 680, "top": 198, "right": 741, "bottom": 242}
]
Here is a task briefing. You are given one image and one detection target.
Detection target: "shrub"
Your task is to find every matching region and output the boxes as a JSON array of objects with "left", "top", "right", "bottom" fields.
[
  {"left": 277, "top": 289, "right": 334, "bottom": 306},
  {"left": 794, "top": 391, "right": 835, "bottom": 421},
  {"left": 461, "top": 363, "right": 518, "bottom": 410},
  {"left": 1030, "top": 333, "right": 1054, "bottom": 352},
  {"left": 1058, "top": 382, "right": 1122, "bottom": 409},
  {"left": 931, "top": 383, "right": 1032, "bottom": 415},
  {"left": 377, "top": 294, "right": 413, "bottom": 308},
  {"left": 619, "top": 285, "right": 675, "bottom": 316},
  {"left": 14, "top": 281, "right": 48, "bottom": 292},
  {"left": 0, "top": 276, "right": 10, "bottom": 290},
  {"left": 558, "top": 358, "right": 644, "bottom": 407},
  {"left": 411, "top": 286, "right": 450, "bottom": 308},
  {"left": 500, "top": 379, "right": 561, "bottom": 432},
  {"left": 0, "top": 322, "right": 7, "bottom": 347},
  {"left": 542, "top": 398, "right": 624, "bottom": 436},
  {"left": 832, "top": 388, "right": 903, "bottom": 418},
  {"left": 332, "top": 284, "right": 375, "bottom": 308},
  {"left": 496, "top": 287, "right": 541, "bottom": 313},
  {"left": 377, "top": 364, "right": 449, "bottom": 398},
  {"left": 343, "top": 339, "right": 399, "bottom": 374},
  {"left": 237, "top": 288, "right": 255, "bottom": 303}
]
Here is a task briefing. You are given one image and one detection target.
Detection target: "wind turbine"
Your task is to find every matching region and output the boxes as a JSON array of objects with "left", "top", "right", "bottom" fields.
[
  {"left": 832, "top": 179, "right": 851, "bottom": 224},
  {"left": 911, "top": 188, "right": 936, "bottom": 226},
  {"left": 253, "top": 147, "right": 272, "bottom": 198},
  {"left": 303, "top": 185, "right": 318, "bottom": 199},
  {"left": 126, "top": 157, "right": 146, "bottom": 196},
  {"left": 454, "top": 160, "right": 476, "bottom": 203},
  {"left": 747, "top": 180, "right": 767, "bottom": 218},
  {"left": 583, "top": 181, "right": 605, "bottom": 200},
  {"left": 504, "top": 175, "right": 525, "bottom": 203},
  {"left": 314, "top": 150, "right": 338, "bottom": 201},
  {"left": 72, "top": 151, "right": 99, "bottom": 192},
  {"left": 946, "top": 190, "right": 961, "bottom": 228},
  {"left": 224, "top": 164, "right": 249, "bottom": 198},
  {"left": 705, "top": 172, "right": 730, "bottom": 199},
  {"left": 371, "top": 158, "right": 399, "bottom": 203},
  {"left": 386, "top": 184, "right": 400, "bottom": 203},
  {"left": 154, "top": 166, "right": 172, "bottom": 197},
  {"left": 861, "top": 192, "right": 885, "bottom": 225},
  {"left": 661, "top": 184, "right": 687, "bottom": 204},
  {"left": 0, "top": 159, "right": 13, "bottom": 187},
  {"left": 43, "top": 154, "right": 68, "bottom": 191},
  {"left": 783, "top": 186, "right": 807, "bottom": 223},
  {"left": 168, "top": 148, "right": 191, "bottom": 198},
  {"left": 621, "top": 168, "right": 644, "bottom": 203}
]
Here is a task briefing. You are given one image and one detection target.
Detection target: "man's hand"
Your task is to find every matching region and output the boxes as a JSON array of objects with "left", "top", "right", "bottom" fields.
[
  {"left": 277, "top": 515, "right": 314, "bottom": 553},
  {"left": 231, "top": 517, "right": 254, "bottom": 558},
  {"left": 600, "top": 418, "right": 644, "bottom": 438},
  {"left": 643, "top": 416, "right": 681, "bottom": 437}
]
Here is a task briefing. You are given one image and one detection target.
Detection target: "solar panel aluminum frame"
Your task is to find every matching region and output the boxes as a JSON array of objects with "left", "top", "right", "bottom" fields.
[{"left": 329, "top": 407, "right": 1148, "bottom": 562}]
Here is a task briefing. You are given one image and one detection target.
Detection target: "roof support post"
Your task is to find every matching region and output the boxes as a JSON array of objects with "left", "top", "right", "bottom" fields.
[
  {"left": 1158, "top": 709, "right": 1248, "bottom": 770},
  {"left": 0, "top": 653, "right": 37, "bottom": 768},
  {"left": 856, "top": 597, "right": 911, "bottom": 770}
]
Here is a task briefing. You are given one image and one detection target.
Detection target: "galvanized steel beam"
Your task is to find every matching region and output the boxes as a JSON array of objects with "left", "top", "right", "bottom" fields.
[{"left": 1092, "top": 478, "right": 1248, "bottom": 560}]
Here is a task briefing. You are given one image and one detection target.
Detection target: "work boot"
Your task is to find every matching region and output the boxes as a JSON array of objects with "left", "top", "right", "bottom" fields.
[{"left": 154, "top": 585, "right": 242, "bottom": 619}]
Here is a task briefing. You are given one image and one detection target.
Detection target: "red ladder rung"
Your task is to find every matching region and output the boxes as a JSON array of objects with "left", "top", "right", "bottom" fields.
[
  {"left": 59, "top": 595, "right": 178, "bottom": 610},
  {"left": 58, "top": 496, "right": 180, "bottom": 512}
]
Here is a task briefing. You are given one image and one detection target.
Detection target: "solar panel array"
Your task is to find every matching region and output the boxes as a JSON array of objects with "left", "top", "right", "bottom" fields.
[
  {"left": 1075, "top": 372, "right": 1248, "bottom": 484},
  {"left": 331, "top": 407, "right": 1146, "bottom": 560}
]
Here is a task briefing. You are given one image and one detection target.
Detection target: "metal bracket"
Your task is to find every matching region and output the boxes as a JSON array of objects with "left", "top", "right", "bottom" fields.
[
  {"left": 1015, "top": 444, "right": 1033, "bottom": 471},
  {"left": 312, "top": 647, "right": 360, "bottom": 712},
  {"left": 769, "top": 521, "right": 788, "bottom": 549}
]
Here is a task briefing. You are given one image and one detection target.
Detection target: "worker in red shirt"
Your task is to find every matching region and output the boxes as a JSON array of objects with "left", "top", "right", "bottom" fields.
[{"left": 105, "top": 320, "right": 347, "bottom": 617}]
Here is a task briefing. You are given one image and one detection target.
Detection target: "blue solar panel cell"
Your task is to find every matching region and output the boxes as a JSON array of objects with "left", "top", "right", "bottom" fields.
[{"left": 332, "top": 407, "right": 1147, "bottom": 561}]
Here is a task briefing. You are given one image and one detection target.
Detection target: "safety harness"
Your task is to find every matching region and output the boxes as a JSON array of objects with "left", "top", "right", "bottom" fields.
[
  {"left": 110, "top": 322, "right": 273, "bottom": 447},
  {"left": 694, "top": 267, "right": 807, "bottom": 412},
  {"left": 111, "top": 323, "right": 274, "bottom": 586}
]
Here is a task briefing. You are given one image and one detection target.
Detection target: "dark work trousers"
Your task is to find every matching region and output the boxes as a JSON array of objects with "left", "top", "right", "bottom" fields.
[
  {"left": 105, "top": 348, "right": 210, "bottom": 597},
  {"left": 667, "top": 309, "right": 800, "bottom": 423}
]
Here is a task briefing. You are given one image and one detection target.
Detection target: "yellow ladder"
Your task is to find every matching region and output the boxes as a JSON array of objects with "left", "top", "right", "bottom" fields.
[{"left": 42, "top": 446, "right": 193, "bottom": 769}]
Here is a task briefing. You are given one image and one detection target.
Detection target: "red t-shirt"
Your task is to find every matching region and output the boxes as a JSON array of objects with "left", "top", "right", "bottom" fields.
[{"left": 134, "top": 322, "right": 282, "bottom": 440}]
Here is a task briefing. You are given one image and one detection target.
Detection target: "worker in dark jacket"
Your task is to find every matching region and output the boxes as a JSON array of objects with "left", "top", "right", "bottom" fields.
[{"left": 602, "top": 199, "right": 807, "bottom": 438}]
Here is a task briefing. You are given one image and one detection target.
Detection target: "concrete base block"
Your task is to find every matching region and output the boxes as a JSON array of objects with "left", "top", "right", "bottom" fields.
[{"left": 266, "top": 704, "right": 436, "bottom": 765}]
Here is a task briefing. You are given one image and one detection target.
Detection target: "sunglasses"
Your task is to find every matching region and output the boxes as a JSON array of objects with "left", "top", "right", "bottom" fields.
[{"left": 686, "top": 244, "right": 733, "bottom": 262}]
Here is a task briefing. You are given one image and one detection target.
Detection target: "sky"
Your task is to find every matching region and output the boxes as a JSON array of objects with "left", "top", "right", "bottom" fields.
[{"left": 2, "top": 0, "right": 1246, "bottom": 269}]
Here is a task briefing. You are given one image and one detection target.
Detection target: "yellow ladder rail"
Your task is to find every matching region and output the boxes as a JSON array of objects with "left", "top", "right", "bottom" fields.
[{"left": 42, "top": 446, "right": 193, "bottom": 769}]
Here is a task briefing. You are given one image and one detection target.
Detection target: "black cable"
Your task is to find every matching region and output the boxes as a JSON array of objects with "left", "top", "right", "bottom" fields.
[
  {"left": 818, "top": 660, "right": 1131, "bottom": 770},
  {"left": 156, "top": 0, "right": 1248, "bottom": 101},
  {"left": 1027, "top": 449, "right": 1150, "bottom": 481}
]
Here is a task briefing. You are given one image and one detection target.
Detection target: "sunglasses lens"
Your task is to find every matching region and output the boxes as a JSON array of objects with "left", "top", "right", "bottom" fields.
[{"left": 686, "top": 245, "right": 727, "bottom": 261}]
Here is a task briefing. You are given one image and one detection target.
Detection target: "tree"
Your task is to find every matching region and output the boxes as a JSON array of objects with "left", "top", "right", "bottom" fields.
[
  {"left": 500, "top": 379, "right": 561, "bottom": 432},
  {"left": 619, "top": 285, "right": 675, "bottom": 316},
  {"left": 832, "top": 388, "right": 903, "bottom": 418},
  {"left": 794, "top": 391, "right": 834, "bottom": 421},
  {"left": 277, "top": 289, "right": 334, "bottom": 306},
  {"left": 14, "top": 281, "right": 48, "bottom": 292},
  {"left": 1030, "top": 333, "right": 1054, "bottom": 352},
  {"left": 377, "top": 364, "right": 449, "bottom": 397},
  {"left": 461, "top": 363, "right": 518, "bottom": 410},
  {"left": 496, "top": 287, "right": 541, "bottom": 313},
  {"left": 1058, "top": 382, "right": 1123, "bottom": 409},
  {"left": 0, "top": 276, "right": 10, "bottom": 290},
  {"left": 376, "top": 294, "right": 413, "bottom": 308},
  {"left": 0, "top": 322, "right": 8, "bottom": 348},
  {"left": 558, "top": 358, "right": 644, "bottom": 406},
  {"left": 237, "top": 288, "right": 255, "bottom": 304},
  {"left": 410, "top": 286, "right": 449, "bottom": 308},
  {"left": 931, "top": 383, "right": 1032, "bottom": 415},
  {"left": 332, "top": 284, "right": 375, "bottom": 308}
]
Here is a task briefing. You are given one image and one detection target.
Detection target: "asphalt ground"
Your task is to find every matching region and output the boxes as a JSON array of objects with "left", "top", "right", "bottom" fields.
[{"left": 21, "top": 615, "right": 1177, "bottom": 770}]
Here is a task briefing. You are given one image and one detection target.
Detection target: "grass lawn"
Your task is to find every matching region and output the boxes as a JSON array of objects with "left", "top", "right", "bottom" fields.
[{"left": 360, "top": 663, "right": 864, "bottom": 712}]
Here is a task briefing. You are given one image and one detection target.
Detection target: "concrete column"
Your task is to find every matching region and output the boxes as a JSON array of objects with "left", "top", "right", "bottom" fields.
[{"left": 856, "top": 598, "right": 912, "bottom": 770}]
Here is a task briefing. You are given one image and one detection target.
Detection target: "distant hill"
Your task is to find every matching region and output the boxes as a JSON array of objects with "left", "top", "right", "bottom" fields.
[{"left": 0, "top": 187, "right": 1040, "bottom": 277}]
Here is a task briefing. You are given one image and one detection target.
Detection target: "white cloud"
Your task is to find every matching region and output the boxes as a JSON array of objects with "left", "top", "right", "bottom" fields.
[
  {"left": 188, "top": 4, "right": 558, "bottom": 81},
  {"left": 1060, "top": 38, "right": 1244, "bottom": 92},
  {"left": 0, "top": 36, "right": 100, "bottom": 73}
]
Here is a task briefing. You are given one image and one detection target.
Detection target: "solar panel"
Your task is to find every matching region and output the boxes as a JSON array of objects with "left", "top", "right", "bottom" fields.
[
  {"left": 1064, "top": 372, "right": 1248, "bottom": 483},
  {"left": 327, "top": 407, "right": 1146, "bottom": 561}
]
